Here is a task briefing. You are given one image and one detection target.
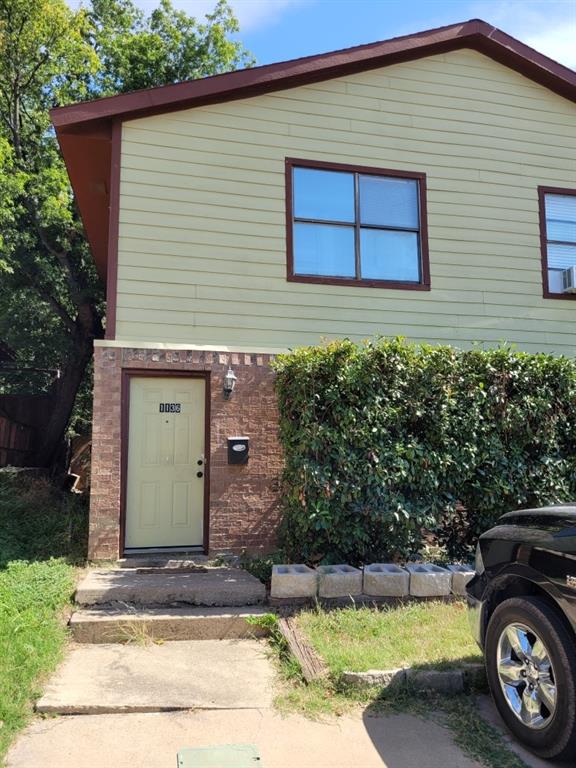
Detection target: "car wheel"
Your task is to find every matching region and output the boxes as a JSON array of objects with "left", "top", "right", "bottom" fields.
[{"left": 485, "top": 596, "right": 576, "bottom": 761}]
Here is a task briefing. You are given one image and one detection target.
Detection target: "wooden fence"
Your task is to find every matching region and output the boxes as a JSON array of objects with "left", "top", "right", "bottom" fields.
[{"left": 0, "top": 414, "right": 35, "bottom": 467}]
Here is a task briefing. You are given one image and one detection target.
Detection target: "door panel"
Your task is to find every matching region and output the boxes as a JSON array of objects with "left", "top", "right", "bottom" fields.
[{"left": 125, "top": 376, "right": 206, "bottom": 549}]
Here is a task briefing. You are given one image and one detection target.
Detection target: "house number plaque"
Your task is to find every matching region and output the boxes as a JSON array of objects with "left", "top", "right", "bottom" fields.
[{"left": 159, "top": 403, "right": 181, "bottom": 413}]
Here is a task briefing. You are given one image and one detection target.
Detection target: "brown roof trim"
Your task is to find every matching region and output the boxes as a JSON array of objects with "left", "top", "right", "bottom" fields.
[
  {"left": 104, "top": 121, "right": 121, "bottom": 338},
  {"left": 51, "top": 18, "right": 576, "bottom": 130},
  {"left": 50, "top": 18, "right": 576, "bottom": 285}
]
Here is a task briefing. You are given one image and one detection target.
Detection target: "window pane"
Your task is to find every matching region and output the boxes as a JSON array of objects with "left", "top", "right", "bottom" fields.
[
  {"left": 360, "top": 229, "right": 420, "bottom": 281},
  {"left": 359, "top": 176, "right": 419, "bottom": 228},
  {"left": 293, "top": 167, "right": 355, "bottom": 222},
  {"left": 547, "top": 243, "right": 576, "bottom": 269},
  {"left": 545, "top": 194, "right": 576, "bottom": 243},
  {"left": 293, "top": 222, "right": 355, "bottom": 277},
  {"left": 548, "top": 270, "right": 564, "bottom": 293}
]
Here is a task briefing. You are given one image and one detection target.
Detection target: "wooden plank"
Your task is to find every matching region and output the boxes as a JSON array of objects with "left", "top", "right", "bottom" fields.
[{"left": 277, "top": 617, "right": 328, "bottom": 683}]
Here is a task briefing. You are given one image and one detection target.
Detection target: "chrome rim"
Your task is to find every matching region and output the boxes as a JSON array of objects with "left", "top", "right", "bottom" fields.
[{"left": 496, "top": 622, "right": 557, "bottom": 730}]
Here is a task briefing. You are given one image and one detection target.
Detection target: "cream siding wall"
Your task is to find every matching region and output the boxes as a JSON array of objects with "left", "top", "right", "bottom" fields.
[{"left": 116, "top": 48, "right": 576, "bottom": 354}]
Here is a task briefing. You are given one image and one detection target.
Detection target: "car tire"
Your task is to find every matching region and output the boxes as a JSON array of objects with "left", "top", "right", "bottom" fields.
[{"left": 485, "top": 596, "right": 576, "bottom": 761}]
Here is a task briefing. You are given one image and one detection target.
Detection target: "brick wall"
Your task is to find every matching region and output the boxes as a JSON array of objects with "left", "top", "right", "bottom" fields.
[{"left": 89, "top": 345, "right": 283, "bottom": 560}]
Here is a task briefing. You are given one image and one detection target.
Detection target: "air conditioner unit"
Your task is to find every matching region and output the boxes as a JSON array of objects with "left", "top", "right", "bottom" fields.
[{"left": 562, "top": 266, "right": 576, "bottom": 293}]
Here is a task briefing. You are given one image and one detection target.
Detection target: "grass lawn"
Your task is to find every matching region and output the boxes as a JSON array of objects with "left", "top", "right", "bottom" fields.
[
  {"left": 0, "top": 472, "right": 87, "bottom": 763},
  {"left": 0, "top": 560, "right": 75, "bottom": 759},
  {"left": 270, "top": 604, "right": 525, "bottom": 768},
  {"left": 296, "top": 601, "right": 482, "bottom": 675}
]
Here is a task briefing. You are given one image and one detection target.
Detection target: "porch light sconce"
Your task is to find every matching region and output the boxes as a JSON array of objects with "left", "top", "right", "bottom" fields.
[{"left": 223, "top": 367, "right": 237, "bottom": 399}]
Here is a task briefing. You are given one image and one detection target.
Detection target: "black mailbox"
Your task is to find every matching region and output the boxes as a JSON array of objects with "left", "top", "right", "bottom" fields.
[{"left": 228, "top": 436, "right": 249, "bottom": 465}]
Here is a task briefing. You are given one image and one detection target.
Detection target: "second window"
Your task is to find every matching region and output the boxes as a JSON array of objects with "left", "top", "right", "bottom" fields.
[{"left": 288, "top": 160, "right": 428, "bottom": 288}]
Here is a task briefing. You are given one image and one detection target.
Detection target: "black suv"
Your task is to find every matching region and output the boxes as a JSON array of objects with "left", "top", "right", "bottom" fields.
[{"left": 467, "top": 505, "right": 576, "bottom": 762}]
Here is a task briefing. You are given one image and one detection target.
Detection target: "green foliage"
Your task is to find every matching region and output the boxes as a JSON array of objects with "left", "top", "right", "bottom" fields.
[
  {"left": 0, "top": 558, "right": 75, "bottom": 761},
  {"left": 0, "top": 0, "right": 252, "bottom": 458},
  {"left": 245, "top": 612, "right": 279, "bottom": 633},
  {"left": 240, "top": 550, "right": 286, "bottom": 585},
  {"left": 0, "top": 473, "right": 84, "bottom": 759},
  {"left": 90, "top": 0, "right": 253, "bottom": 96},
  {"left": 0, "top": 471, "right": 88, "bottom": 567},
  {"left": 273, "top": 338, "right": 576, "bottom": 563}
]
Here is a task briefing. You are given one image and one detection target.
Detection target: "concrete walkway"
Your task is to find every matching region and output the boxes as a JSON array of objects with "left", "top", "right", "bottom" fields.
[
  {"left": 7, "top": 709, "right": 482, "bottom": 768},
  {"left": 5, "top": 615, "right": 487, "bottom": 768},
  {"left": 36, "top": 640, "right": 274, "bottom": 714}
]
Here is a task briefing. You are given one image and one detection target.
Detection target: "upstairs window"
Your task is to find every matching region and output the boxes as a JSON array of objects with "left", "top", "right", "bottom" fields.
[
  {"left": 539, "top": 188, "right": 576, "bottom": 298},
  {"left": 286, "top": 159, "right": 429, "bottom": 289}
]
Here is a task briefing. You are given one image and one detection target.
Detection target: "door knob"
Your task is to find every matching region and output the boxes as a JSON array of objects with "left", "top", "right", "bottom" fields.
[{"left": 196, "top": 471, "right": 203, "bottom": 478}]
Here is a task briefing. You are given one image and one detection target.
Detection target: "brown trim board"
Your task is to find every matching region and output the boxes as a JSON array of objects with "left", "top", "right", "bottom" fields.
[
  {"left": 51, "top": 19, "right": 576, "bottom": 129},
  {"left": 105, "top": 120, "right": 121, "bottom": 339},
  {"left": 50, "top": 18, "right": 576, "bottom": 283},
  {"left": 285, "top": 157, "right": 430, "bottom": 290},
  {"left": 120, "top": 369, "right": 211, "bottom": 556},
  {"left": 538, "top": 186, "right": 576, "bottom": 301}
]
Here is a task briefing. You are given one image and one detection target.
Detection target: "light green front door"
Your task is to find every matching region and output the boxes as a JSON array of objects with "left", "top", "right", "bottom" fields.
[{"left": 125, "top": 376, "right": 205, "bottom": 549}]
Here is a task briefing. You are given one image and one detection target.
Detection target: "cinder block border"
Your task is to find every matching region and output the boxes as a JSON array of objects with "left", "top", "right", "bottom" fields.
[
  {"left": 447, "top": 564, "right": 475, "bottom": 596},
  {"left": 340, "top": 663, "right": 485, "bottom": 693},
  {"left": 271, "top": 564, "right": 318, "bottom": 598},
  {"left": 267, "top": 562, "right": 474, "bottom": 602}
]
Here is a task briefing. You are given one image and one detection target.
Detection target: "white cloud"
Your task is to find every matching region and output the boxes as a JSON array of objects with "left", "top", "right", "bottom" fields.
[{"left": 472, "top": 0, "right": 576, "bottom": 69}]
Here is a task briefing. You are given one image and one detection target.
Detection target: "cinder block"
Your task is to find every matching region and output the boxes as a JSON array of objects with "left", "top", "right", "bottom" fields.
[
  {"left": 317, "top": 564, "right": 363, "bottom": 598},
  {"left": 270, "top": 564, "right": 318, "bottom": 598},
  {"left": 447, "top": 564, "right": 475, "bottom": 596},
  {"left": 363, "top": 564, "right": 409, "bottom": 597},
  {"left": 340, "top": 668, "right": 406, "bottom": 689},
  {"left": 406, "top": 668, "right": 464, "bottom": 694},
  {"left": 406, "top": 563, "right": 451, "bottom": 597}
]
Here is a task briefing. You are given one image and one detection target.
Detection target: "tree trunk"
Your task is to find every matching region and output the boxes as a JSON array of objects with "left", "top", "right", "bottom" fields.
[{"left": 34, "top": 305, "right": 100, "bottom": 469}]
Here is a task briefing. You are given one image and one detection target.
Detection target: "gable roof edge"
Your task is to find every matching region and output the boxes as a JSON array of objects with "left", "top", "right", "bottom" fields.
[{"left": 51, "top": 18, "right": 576, "bottom": 131}]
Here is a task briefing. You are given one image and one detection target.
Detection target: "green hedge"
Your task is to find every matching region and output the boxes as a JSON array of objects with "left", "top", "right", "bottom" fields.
[{"left": 272, "top": 338, "right": 576, "bottom": 564}]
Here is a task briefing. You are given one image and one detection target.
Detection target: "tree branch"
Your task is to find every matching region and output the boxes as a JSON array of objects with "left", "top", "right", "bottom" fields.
[
  {"left": 22, "top": 197, "right": 83, "bottom": 302},
  {"left": 40, "top": 290, "right": 77, "bottom": 335},
  {"left": 17, "top": 261, "right": 77, "bottom": 334}
]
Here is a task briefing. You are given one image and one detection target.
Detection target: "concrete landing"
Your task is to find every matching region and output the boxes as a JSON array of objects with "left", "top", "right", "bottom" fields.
[
  {"left": 70, "top": 605, "right": 270, "bottom": 643},
  {"left": 8, "top": 709, "right": 483, "bottom": 768},
  {"left": 36, "top": 640, "right": 274, "bottom": 715},
  {"left": 75, "top": 567, "right": 266, "bottom": 607}
]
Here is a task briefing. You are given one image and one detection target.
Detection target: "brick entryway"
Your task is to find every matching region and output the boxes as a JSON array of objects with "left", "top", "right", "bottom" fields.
[{"left": 90, "top": 344, "right": 284, "bottom": 560}]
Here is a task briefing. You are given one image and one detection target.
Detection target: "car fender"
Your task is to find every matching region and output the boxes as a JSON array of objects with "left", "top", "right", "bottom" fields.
[{"left": 480, "top": 561, "right": 567, "bottom": 641}]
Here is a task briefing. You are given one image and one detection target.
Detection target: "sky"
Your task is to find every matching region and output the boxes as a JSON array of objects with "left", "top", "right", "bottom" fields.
[{"left": 126, "top": 0, "right": 576, "bottom": 70}]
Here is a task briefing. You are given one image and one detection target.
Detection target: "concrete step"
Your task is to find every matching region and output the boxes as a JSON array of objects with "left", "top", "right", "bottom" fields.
[
  {"left": 117, "top": 555, "right": 210, "bottom": 569},
  {"left": 75, "top": 567, "right": 266, "bottom": 608},
  {"left": 70, "top": 606, "right": 271, "bottom": 643},
  {"left": 35, "top": 639, "right": 274, "bottom": 715}
]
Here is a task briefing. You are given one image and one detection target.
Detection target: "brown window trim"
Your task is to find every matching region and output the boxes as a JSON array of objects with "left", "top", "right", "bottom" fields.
[
  {"left": 285, "top": 157, "right": 430, "bottom": 291},
  {"left": 539, "top": 185, "right": 576, "bottom": 301}
]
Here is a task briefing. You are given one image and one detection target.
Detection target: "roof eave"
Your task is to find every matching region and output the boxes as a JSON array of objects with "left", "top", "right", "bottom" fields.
[
  {"left": 49, "top": 18, "right": 576, "bottom": 282},
  {"left": 50, "top": 19, "right": 576, "bottom": 131}
]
